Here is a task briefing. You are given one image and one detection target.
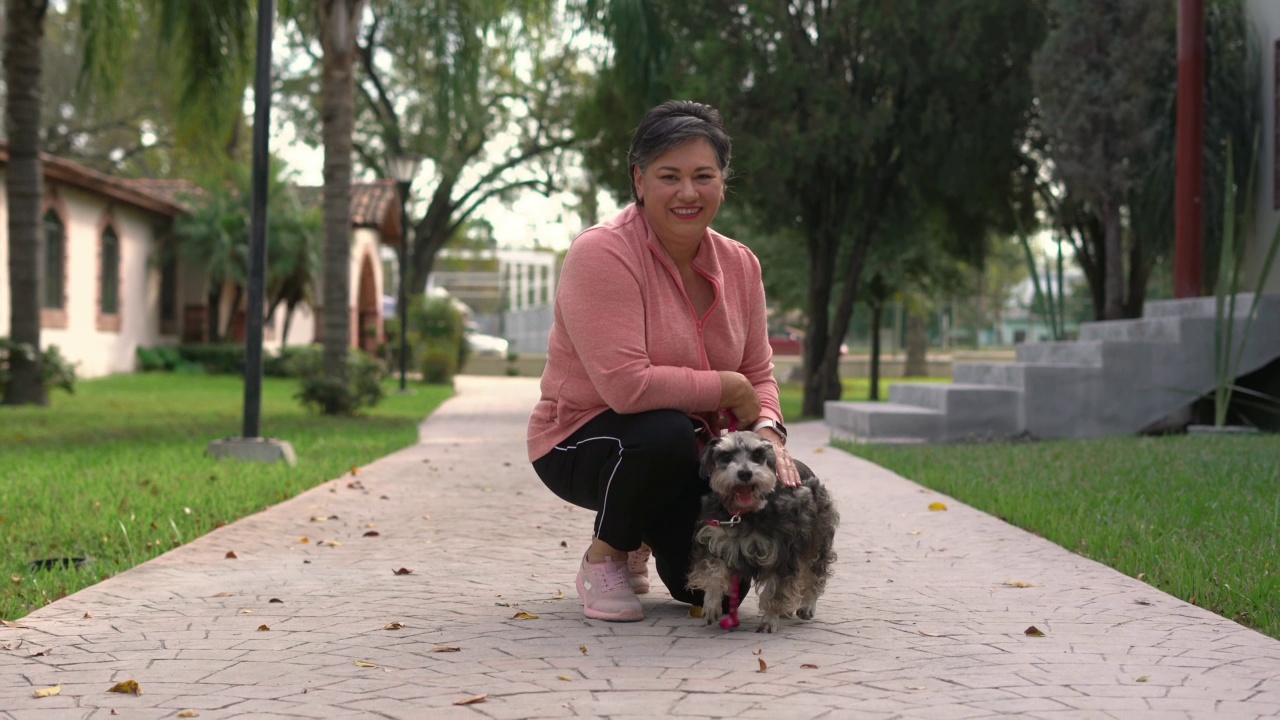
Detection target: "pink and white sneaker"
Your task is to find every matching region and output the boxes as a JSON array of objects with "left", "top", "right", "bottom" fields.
[
  {"left": 576, "top": 554, "right": 644, "bottom": 622},
  {"left": 627, "top": 544, "right": 652, "bottom": 594}
]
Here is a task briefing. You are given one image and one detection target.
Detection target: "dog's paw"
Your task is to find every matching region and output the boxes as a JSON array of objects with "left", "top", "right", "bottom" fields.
[
  {"left": 755, "top": 616, "right": 778, "bottom": 633},
  {"left": 796, "top": 606, "right": 815, "bottom": 621},
  {"left": 702, "top": 603, "right": 722, "bottom": 625}
]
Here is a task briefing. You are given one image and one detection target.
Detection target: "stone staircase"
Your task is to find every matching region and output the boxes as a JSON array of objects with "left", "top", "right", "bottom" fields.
[{"left": 825, "top": 294, "right": 1280, "bottom": 443}]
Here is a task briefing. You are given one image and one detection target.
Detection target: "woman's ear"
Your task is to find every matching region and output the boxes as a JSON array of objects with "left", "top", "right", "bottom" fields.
[{"left": 632, "top": 165, "right": 644, "bottom": 204}]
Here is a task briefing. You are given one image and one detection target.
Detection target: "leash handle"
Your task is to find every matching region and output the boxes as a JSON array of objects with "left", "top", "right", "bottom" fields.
[{"left": 719, "top": 573, "right": 741, "bottom": 630}]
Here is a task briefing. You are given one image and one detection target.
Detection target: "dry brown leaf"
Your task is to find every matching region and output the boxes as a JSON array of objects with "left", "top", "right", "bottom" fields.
[
  {"left": 556, "top": 675, "right": 573, "bottom": 681},
  {"left": 512, "top": 611, "right": 539, "bottom": 620},
  {"left": 268, "top": 598, "right": 283, "bottom": 604},
  {"left": 552, "top": 589, "right": 564, "bottom": 600},
  {"left": 579, "top": 645, "right": 588, "bottom": 655},
  {"left": 32, "top": 683, "right": 61, "bottom": 698},
  {"left": 224, "top": 551, "right": 238, "bottom": 559},
  {"left": 309, "top": 516, "right": 330, "bottom": 522},
  {"left": 688, "top": 606, "right": 703, "bottom": 619},
  {"left": 752, "top": 648, "right": 763, "bottom": 655},
  {"left": 757, "top": 658, "right": 768, "bottom": 673},
  {"left": 297, "top": 537, "right": 310, "bottom": 544},
  {"left": 1, "top": 619, "right": 30, "bottom": 628},
  {"left": 907, "top": 530, "right": 922, "bottom": 535},
  {"left": 108, "top": 679, "right": 142, "bottom": 695},
  {"left": 1136, "top": 675, "right": 1149, "bottom": 683},
  {"left": 3, "top": 639, "right": 23, "bottom": 650},
  {"left": 383, "top": 622, "right": 405, "bottom": 631},
  {"left": 393, "top": 567, "right": 414, "bottom": 575},
  {"left": 257, "top": 625, "right": 270, "bottom": 632},
  {"left": 800, "top": 663, "right": 819, "bottom": 669},
  {"left": 212, "top": 592, "right": 235, "bottom": 598},
  {"left": 178, "top": 712, "right": 199, "bottom": 718},
  {"left": 363, "top": 531, "right": 380, "bottom": 537},
  {"left": 83, "top": 611, "right": 94, "bottom": 618},
  {"left": 814, "top": 447, "right": 824, "bottom": 453},
  {"left": 454, "top": 694, "right": 487, "bottom": 706},
  {"left": 10, "top": 576, "right": 22, "bottom": 585},
  {"left": 928, "top": 502, "right": 948, "bottom": 512},
  {"left": 319, "top": 540, "right": 343, "bottom": 547},
  {"left": 239, "top": 609, "right": 255, "bottom": 615},
  {"left": 354, "top": 660, "right": 379, "bottom": 668},
  {"left": 1024, "top": 625, "right": 1046, "bottom": 637},
  {"left": 350, "top": 467, "right": 361, "bottom": 475},
  {"left": 917, "top": 631, "right": 952, "bottom": 637},
  {"left": 430, "top": 645, "right": 461, "bottom": 652},
  {"left": 494, "top": 601, "right": 512, "bottom": 607},
  {"left": 29, "top": 647, "right": 52, "bottom": 657},
  {"left": 1004, "top": 581, "right": 1034, "bottom": 588},
  {"left": 904, "top": 685, "right": 926, "bottom": 691}
]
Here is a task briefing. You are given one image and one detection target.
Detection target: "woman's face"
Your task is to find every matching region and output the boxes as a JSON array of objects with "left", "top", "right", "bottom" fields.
[{"left": 632, "top": 139, "right": 725, "bottom": 250}]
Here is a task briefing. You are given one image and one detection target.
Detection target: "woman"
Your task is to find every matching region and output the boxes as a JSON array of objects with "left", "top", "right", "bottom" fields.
[{"left": 528, "top": 100, "right": 799, "bottom": 622}]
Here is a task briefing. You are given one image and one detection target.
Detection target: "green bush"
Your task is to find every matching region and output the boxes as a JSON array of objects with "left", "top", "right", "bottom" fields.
[
  {"left": 264, "top": 345, "right": 313, "bottom": 378},
  {"left": 137, "top": 345, "right": 207, "bottom": 374},
  {"left": 136, "top": 346, "right": 166, "bottom": 372},
  {"left": 292, "top": 347, "right": 386, "bottom": 415},
  {"left": 0, "top": 339, "right": 77, "bottom": 396},
  {"left": 409, "top": 294, "right": 469, "bottom": 372},
  {"left": 176, "top": 343, "right": 245, "bottom": 374},
  {"left": 420, "top": 343, "right": 458, "bottom": 385}
]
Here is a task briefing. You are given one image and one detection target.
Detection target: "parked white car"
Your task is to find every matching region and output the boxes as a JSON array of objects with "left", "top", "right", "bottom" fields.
[{"left": 466, "top": 332, "right": 510, "bottom": 357}]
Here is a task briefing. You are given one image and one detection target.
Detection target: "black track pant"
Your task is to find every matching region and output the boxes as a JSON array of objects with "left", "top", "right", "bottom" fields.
[{"left": 532, "top": 409, "right": 707, "bottom": 604}]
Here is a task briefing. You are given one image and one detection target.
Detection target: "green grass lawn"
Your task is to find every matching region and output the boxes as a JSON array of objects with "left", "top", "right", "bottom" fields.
[
  {"left": 1, "top": 373, "right": 452, "bottom": 620},
  {"left": 842, "top": 434, "right": 1280, "bottom": 641}
]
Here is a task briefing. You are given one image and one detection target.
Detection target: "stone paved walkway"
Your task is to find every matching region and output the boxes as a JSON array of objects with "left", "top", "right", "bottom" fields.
[{"left": 3, "top": 376, "right": 1279, "bottom": 719}]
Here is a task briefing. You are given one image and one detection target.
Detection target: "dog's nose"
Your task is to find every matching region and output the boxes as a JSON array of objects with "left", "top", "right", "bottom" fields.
[{"left": 737, "top": 468, "right": 754, "bottom": 483}]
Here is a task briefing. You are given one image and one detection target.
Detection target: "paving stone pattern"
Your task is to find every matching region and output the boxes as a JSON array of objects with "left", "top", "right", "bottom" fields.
[{"left": 3, "top": 376, "right": 1279, "bottom": 719}]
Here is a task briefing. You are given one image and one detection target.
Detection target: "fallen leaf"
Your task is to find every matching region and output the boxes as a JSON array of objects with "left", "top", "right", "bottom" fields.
[
  {"left": 297, "top": 537, "right": 310, "bottom": 544},
  {"left": 454, "top": 694, "right": 487, "bottom": 706},
  {"left": 257, "top": 625, "right": 270, "bottom": 631},
  {"left": 110, "top": 711, "right": 119, "bottom": 716},
  {"left": 363, "top": 531, "right": 380, "bottom": 537},
  {"left": 552, "top": 589, "right": 564, "bottom": 600},
  {"left": 1024, "top": 625, "right": 1046, "bottom": 637},
  {"left": 383, "top": 622, "right": 405, "bottom": 630},
  {"left": 350, "top": 467, "right": 361, "bottom": 475},
  {"left": 393, "top": 567, "right": 414, "bottom": 575},
  {"left": 512, "top": 611, "right": 539, "bottom": 620},
  {"left": 904, "top": 685, "right": 926, "bottom": 690},
  {"left": 814, "top": 448, "right": 824, "bottom": 453},
  {"left": 83, "top": 611, "right": 93, "bottom": 618},
  {"left": 1, "top": 620, "right": 30, "bottom": 628},
  {"left": 907, "top": 530, "right": 922, "bottom": 536},
  {"left": 557, "top": 675, "right": 573, "bottom": 681},
  {"left": 559, "top": 540, "right": 568, "bottom": 547},
  {"left": 212, "top": 592, "right": 235, "bottom": 598},
  {"left": 1004, "top": 581, "right": 1034, "bottom": 588},
  {"left": 688, "top": 606, "right": 704, "bottom": 619},
  {"left": 579, "top": 645, "right": 588, "bottom": 655},
  {"left": 1136, "top": 675, "right": 1149, "bottom": 683},
  {"left": 29, "top": 647, "right": 53, "bottom": 656},
  {"left": 10, "top": 576, "right": 21, "bottom": 584},
  {"left": 224, "top": 551, "right": 238, "bottom": 559},
  {"left": 319, "top": 540, "right": 343, "bottom": 547},
  {"left": 32, "top": 683, "right": 61, "bottom": 698},
  {"left": 354, "top": 660, "right": 379, "bottom": 668},
  {"left": 2, "top": 640, "right": 23, "bottom": 650},
  {"left": 269, "top": 598, "right": 283, "bottom": 604},
  {"left": 178, "top": 712, "right": 199, "bottom": 718},
  {"left": 494, "top": 601, "right": 512, "bottom": 607},
  {"left": 430, "top": 645, "right": 461, "bottom": 652},
  {"left": 1137, "top": 572, "right": 1146, "bottom": 581},
  {"left": 800, "top": 663, "right": 819, "bottom": 669},
  {"left": 757, "top": 658, "right": 768, "bottom": 672},
  {"left": 309, "top": 516, "right": 331, "bottom": 522},
  {"left": 108, "top": 679, "right": 142, "bottom": 695},
  {"left": 928, "top": 502, "right": 948, "bottom": 512},
  {"left": 917, "top": 631, "right": 952, "bottom": 637},
  {"left": 752, "top": 648, "right": 763, "bottom": 655},
  {"left": 240, "top": 609, "right": 255, "bottom": 615}
]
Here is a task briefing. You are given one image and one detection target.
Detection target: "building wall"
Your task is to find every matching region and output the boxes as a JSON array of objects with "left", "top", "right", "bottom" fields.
[{"left": 1250, "top": 0, "right": 1280, "bottom": 294}]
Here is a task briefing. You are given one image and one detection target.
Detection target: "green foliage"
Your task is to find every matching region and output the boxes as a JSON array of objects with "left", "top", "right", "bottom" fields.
[
  {"left": 843, "top": 435, "right": 1280, "bottom": 640},
  {"left": 0, "top": 373, "right": 451, "bottom": 620},
  {"left": 175, "top": 344, "right": 246, "bottom": 375},
  {"left": 419, "top": 345, "right": 459, "bottom": 385},
  {"left": 410, "top": 294, "right": 470, "bottom": 372},
  {"left": 291, "top": 347, "right": 387, "bottom": 416},
  {"left": 136, "top": 346, "right": 202, "bottom": 374},
  {"left": 1, "top": 340, "right": 78, "bottom": 396}
]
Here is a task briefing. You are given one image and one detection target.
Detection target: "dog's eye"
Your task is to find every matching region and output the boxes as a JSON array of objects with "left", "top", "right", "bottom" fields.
[
  {"left": 751, "top": 448, "right": 767, "bottom": 463},
  {"left": 716, "top": 451, "right": 733, "bottom": 464}
]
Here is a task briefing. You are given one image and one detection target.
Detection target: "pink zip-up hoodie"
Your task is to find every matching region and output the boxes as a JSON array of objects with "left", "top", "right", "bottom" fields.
[{"left": 527, "top": 204, "right": 781, "bottom": 461}]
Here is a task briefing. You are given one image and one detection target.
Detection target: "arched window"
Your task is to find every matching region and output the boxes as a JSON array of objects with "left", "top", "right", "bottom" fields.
[
  {"left": 43, "top": 210, "right": 66, "bottom": 310},
  {"left": 101, "top": 226, "right": 121, "bottom": 315}
]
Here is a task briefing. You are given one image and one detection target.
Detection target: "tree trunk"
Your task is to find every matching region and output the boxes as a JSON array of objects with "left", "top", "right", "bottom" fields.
[
  {"left": 207, "top": 287, "right": 222, "bottom": 343},
  {"left": 868, "top": 301, "right": 883, "bottom": 400},
  {"left": 319, "top": 0, "right": 367, "bottom": 388},
  {"left": 904, "top": 311, "right": 928, "bottom": 377},
  {"left": 222, "top": 285, "right": 244, "bottom": 341},
  {"left": 1124, "top": 232, "right": 1148, "bottom": 319},
  {"left": 3, "top": 0, "right": 49, "bottom": 406},
  {"left": 1103, "top": 194, "right": 1126, "bottom": 320}
]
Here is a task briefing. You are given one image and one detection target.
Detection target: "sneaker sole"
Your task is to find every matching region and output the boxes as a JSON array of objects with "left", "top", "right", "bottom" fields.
[{"left": 576, "top": 577, "right": 644, "bottom": 622}]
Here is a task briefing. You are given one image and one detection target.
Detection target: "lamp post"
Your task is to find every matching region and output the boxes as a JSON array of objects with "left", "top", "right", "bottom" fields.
[{"left": 388, "top": 154, "right": 422, "bottom": 394}]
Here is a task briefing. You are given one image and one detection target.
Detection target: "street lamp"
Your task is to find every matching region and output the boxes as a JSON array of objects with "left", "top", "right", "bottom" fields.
[{"left": 389, "top": 153, "right": 422, "bottom": 394}]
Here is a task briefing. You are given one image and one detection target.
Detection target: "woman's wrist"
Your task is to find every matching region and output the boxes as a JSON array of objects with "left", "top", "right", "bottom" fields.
[{"left": 755, "top": 425, "right": 786, "bottom": 447}]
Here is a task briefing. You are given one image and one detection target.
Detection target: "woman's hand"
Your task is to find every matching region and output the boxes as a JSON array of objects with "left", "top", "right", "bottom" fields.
[
  {"left": 716, "top": 371, "right": 761, "bottom": 426},
  {"left": 755, "top": 426, "right": 800, "bottom": 488}
]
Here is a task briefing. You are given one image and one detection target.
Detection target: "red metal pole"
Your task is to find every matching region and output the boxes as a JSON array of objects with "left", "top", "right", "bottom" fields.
[{"left": 1175, "top": 0, "right": 1205, "bottom": 298}]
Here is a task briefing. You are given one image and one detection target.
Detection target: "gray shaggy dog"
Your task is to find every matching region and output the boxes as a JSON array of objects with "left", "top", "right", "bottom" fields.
[{"left": 687, "top": 431, "right": 839, "bottom": 633}]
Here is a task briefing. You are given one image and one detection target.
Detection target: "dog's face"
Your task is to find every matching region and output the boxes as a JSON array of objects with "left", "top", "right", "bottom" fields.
[{"left": 699, "top": 431, "right": 778, "bottom": 514}]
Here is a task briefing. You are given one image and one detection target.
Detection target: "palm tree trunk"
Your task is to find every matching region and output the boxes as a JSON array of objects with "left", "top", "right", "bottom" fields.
[
  {"left": 3, "top": 0, "right": 49, "bottom": 406},
  {"left": 1103, "top": 194, "right": 1126, "bottom": 320},
  {"left": 318, "top": 0, "right": 367, "bottom": 389}
]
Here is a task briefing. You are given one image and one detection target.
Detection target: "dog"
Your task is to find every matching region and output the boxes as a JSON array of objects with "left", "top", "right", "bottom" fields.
[{"left": 687, "top": 431, "right": 839, "bottom": 633}]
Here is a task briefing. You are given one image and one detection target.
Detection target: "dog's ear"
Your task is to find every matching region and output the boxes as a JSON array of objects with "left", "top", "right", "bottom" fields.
[{"left": 699, "top": 437, "right": 722, "bottom": 480}]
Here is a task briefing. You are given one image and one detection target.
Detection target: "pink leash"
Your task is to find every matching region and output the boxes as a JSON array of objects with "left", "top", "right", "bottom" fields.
[{"left": 720, "top": 574, "right": 742, "bottom": 629}]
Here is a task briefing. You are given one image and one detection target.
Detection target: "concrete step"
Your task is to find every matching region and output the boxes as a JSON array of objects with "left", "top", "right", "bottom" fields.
[
  {"left": 824, "top": 401, "right": 944, "bottom": 443},
  {"left": 1016, "top": 341, "right": 1104, "bottom": 365},
  {"left": 1144, "top": 293, "right": 1258, "bottom": 318},
  {"left": 1079, "top": 315, "right": 1185, "bottom": 342},
  {"left": 888, "top": 383, "right": 1022, "bottom": 440}
]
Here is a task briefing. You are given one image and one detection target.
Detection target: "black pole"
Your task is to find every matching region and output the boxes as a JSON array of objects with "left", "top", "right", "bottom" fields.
[
  {"left": 398, "top": 180, "right": 411, "bottom": 392},
  {"left": 243, "top": 0, "right": 274, "bottom": 438}
]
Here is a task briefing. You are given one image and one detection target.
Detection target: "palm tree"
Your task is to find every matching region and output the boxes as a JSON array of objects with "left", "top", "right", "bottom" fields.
[{"left": 3, "top": 0, "right": 51, "bottom": 406}]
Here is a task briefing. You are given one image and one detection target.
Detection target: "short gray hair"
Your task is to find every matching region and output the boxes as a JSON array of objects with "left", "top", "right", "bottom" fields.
[{"left": 627, "top": 100, "right": 732, "bottom": 206}]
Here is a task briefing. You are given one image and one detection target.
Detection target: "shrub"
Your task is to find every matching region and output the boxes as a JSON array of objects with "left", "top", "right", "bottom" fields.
[
  {"left": 292, "top": 347, "right": 386, "bottom": 415},
  {"left": 409, "top": 294, "right": 469, "bottom": 373},
  {"left": 176, "top": 343, "right": 245, "bottom": 374},
  {"left": 420, "top": 344, "right": 458, "bottom": 385},
  {"left": 0, "top": 339, "right": 77, "bottom": 395},
  {"left": 264, "top": 345, "right": 313, "bottom": 378},
  {"left": 136, "top": 346, "right": 166, "bottom": 372}
]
